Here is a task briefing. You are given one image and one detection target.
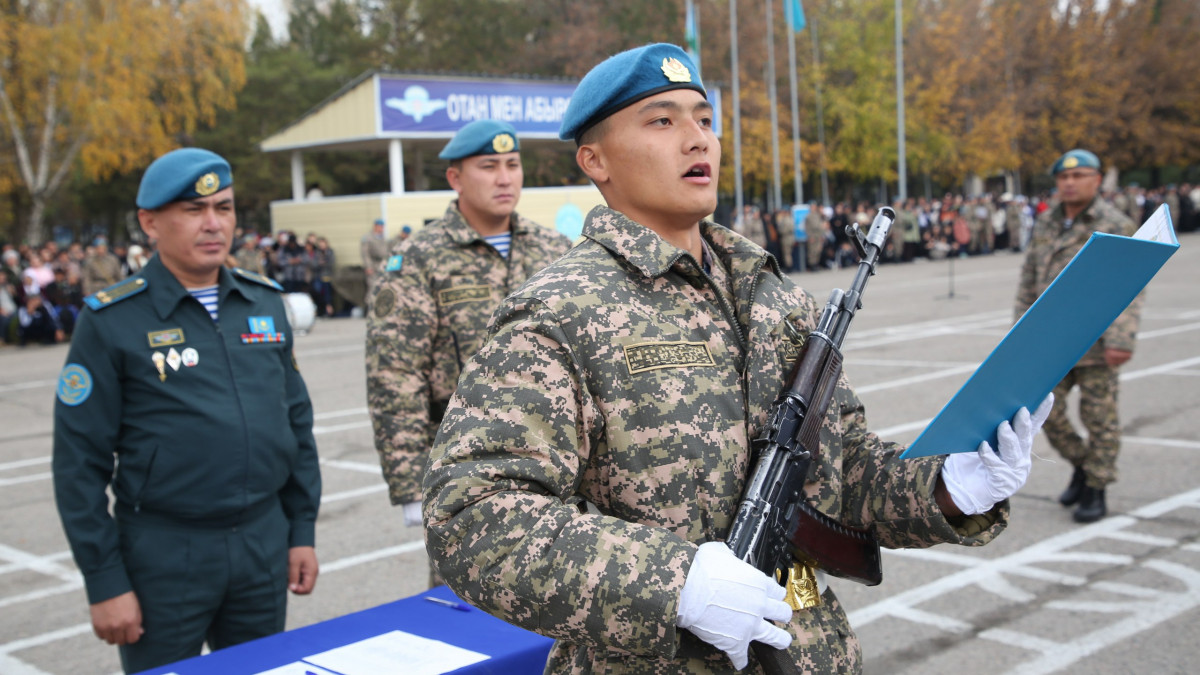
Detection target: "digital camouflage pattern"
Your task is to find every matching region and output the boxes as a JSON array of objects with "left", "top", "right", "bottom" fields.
[
  {"left": 365, "top": 201, "right": 571, "bottom": 505},
  {"left": 1042, "top": 365, "right": 1121, "bottom": 487},
  {"left": 425, "top": 205, "right": 1008, "bottom": 674},
  {"left": 1015, "top": 197, "right": 1140, "bottom": 488}
]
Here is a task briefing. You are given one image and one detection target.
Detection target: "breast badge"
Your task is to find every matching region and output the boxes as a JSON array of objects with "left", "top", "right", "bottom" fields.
[
  {"left": 181, "top": 347, "right": 199, "bottom": 367},
  {"left": 151, "top": 352, "right": 167, "bottom": 382}
]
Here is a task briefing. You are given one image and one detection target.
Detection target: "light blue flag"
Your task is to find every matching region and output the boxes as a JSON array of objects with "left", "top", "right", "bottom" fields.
[{"left": 785, "top": 0, "right": 807, "bottom": 32}]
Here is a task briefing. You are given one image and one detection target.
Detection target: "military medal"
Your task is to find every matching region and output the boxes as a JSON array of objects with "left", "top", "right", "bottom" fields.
[
  {"left": 166, "top": 348, "right": 182, "bottom": 371},
  {"left": 151, "top": 351, "right": 167, "bottom": 382}
]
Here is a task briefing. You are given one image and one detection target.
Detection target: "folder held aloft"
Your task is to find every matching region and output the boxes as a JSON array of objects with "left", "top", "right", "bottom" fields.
[{"left": 901, "top": 204, "right": 1180, "bottom": 459}]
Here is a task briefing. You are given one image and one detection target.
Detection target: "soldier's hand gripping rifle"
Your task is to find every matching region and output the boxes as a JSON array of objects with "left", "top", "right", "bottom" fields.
[{"left": 725, "top": 207, "right": 894, "bottom": 673}]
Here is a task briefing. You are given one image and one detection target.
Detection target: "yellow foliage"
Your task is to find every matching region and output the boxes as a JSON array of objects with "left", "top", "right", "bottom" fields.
[{"left": 0, "top": 0, "right": 249, "bottom": 182}]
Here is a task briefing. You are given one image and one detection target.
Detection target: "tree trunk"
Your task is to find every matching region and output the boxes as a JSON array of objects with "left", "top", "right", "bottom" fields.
[{"left": 27, "top": 194, "right": 46, "bottom": 245}]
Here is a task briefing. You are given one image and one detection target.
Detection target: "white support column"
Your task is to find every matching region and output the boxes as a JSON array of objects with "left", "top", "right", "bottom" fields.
[
  {"left": 290, "top": 151, "right": 304, "bottom": 201},
  {"left": 389, "top": 139, "right": 405, "bottom": 194}
]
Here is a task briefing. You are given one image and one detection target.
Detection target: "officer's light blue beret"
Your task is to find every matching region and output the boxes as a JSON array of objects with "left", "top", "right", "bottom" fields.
[
  {"left": 136, "top": 148, "right": 233, "bottom": 210},
  {"left": 438, "top": 120, "right": 521, "bottom": 161},
  {"left": 559, "top": 43, "right": 707, "bottom": 142},
  {"left": 1051, "top": 149, "right": 1101, "bottom": 175}
]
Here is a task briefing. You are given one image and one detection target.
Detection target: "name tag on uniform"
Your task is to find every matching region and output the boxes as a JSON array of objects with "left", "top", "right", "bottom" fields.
[
  {"left": 623, "top": 341, "right": 716, "bottom": 374},
  {"left": 438, "top": 285, "right": 491, "bottom": 306}
]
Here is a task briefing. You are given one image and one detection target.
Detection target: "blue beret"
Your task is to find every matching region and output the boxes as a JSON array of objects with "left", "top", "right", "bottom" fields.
[
  {"left": 1051, "top": 149, "right": 1101, "bottom": 175},
  {"left": 438, "top": 120, "right": 520, "bottom": 160},
  {"left": 136, "top": 148, "right": 232, "bottom": 209},
  {"left": 559, "top": 43, "right": 707, "bottom": 142}
]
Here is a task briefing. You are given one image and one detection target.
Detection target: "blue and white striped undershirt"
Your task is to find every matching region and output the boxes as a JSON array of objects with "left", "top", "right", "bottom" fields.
[
  {"left": 188, "top": 285, "right": 219, "bottom": 321},
  {"left": 483, "top": 232, "right": 512, "bottom": 259}
]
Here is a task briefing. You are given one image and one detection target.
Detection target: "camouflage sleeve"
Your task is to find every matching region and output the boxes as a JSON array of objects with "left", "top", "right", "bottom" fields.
[
  {"left": 834, "top": 374, "right": 1007, "bottom": 549},
  {"left": 1014, "top": 241, "right": 1041, "bottom": 321},
  {"left": 365, "top": 249, "right": 436, "bottom": 505},
  {"left": 424, "top": 297, "right": 695, "bottom": 659}
]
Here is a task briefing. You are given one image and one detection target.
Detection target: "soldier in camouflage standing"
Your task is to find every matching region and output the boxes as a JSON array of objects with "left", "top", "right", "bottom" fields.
[
  {"left": 424, "top": 44, "right": 1052, "bottom": 673},
  {"left": 364, "top": 120, "right": 570, "bottom": 558},
  {"left": 1016, "top": 149, "right": 1141, "bottom": 523},
  {"left": 82, "top": 237, "right": 123, "bottom": 296}
]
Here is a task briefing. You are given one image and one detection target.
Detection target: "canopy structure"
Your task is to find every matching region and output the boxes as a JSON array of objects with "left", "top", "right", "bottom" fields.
[{"left": 258, "top": 70, "right": 721, "bottom": 278}]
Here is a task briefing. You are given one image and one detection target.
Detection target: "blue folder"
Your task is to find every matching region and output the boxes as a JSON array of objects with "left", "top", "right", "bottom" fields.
[{"left": 901, "top": 204, "right": 1180, "bottom": 459}]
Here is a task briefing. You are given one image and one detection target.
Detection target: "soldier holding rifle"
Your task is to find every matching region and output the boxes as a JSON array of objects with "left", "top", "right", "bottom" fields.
[{"left": 424, "top": 44, "right": 1051, "bottom": 673}]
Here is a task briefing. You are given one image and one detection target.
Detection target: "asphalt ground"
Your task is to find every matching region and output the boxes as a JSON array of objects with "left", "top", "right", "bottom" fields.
[{"left": 1, "top": 232, "right": 1196, "bottom": 674}]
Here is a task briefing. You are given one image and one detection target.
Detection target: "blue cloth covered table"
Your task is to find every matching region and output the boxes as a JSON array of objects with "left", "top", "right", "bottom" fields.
[{"left": 139, "top": 585, "right": 553, "bottom": 674}]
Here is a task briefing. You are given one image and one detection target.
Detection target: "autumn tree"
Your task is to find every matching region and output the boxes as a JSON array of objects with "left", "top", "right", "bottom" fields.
[{"left": 0, "top": 0, "right": 248, "bottom": 243}]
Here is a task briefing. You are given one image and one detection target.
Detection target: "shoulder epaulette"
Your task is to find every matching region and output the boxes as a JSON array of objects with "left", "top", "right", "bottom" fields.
[
  {"left": 83, "top": 277, "right": 148, "bottom": 311},
  {"left": 232, "top": 267, "right": 284, "bottom": 291}
]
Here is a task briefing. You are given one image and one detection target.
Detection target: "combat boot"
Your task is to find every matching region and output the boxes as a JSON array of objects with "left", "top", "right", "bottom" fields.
[
  {"left": 1073, "top": 486, "right": 1106, "bottom": 523},
  {"left": 1058, "top": 466, "right": 1086, "bottom": 506}
]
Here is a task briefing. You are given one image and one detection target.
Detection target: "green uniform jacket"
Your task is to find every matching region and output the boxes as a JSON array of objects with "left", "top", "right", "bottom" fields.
[
  {"left": 53, "top": 254, "right": 321, "bottom": 605},
  {"left": 365, "top": 202, "right": 571, "bottom": 505},
  {"left": 425, "top": 206, "right": 1005, "bottom": 674},
  {"left": 1015, "top": 197, "right": 1141, "bottom": 364}
]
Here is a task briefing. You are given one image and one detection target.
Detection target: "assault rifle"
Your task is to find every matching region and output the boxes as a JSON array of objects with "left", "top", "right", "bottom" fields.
[{"left": 725, "top": 207, "right": 894, "bottom": 673}]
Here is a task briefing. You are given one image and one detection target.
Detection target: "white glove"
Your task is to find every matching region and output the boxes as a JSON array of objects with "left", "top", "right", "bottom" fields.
[
  {"left": 941, "top": 394, "right": 1054, "bottom": 515},
  {"left": 402, "top": 500, "right": 423, "bottom": 527},
  {"left": 677, "top": 541, "right": 793, "bottom": 670}
]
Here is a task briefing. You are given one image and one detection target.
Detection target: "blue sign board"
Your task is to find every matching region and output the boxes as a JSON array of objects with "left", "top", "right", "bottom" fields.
[
  {"left": 791, "top": 205, "right": 810, "bottom": 241},
  {"left": 378, "top": 75, "right": 723, "bottom": 139}
]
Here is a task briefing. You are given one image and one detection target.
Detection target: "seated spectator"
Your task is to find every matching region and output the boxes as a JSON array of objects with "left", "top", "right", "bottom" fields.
[{"left": 16, "top": 290, "right": 63, "bottom": 346}]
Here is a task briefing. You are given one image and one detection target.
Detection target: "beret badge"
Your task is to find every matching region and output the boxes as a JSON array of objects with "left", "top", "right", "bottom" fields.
[
  {"left": 195, "top": 172, "right": 220, "bottom": 196},
  {"left": 492, "top": 133, "right": 515, "bottom": 153},
  {"left": 661, "top": 57, "right": 692, "bottom": 83},
  {"left": 1062, "top": 157, "right": 1079, "bottom": 169}
]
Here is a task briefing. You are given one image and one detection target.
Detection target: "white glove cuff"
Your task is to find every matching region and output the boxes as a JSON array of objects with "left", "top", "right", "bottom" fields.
[{"left": 941, "top": 456, "right": 994, "bottom": 516}]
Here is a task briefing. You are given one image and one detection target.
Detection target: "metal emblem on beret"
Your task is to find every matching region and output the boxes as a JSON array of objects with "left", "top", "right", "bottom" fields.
[
  {"left": 661, "top": 57, "right": 692, "bottom": 83},
  {"left": 492, "top": 133, "right": 515, "bottom": 153},
  {"left": 1062, "top": 157, "right": 1079, "bottom": 170},
  {"left": 195, "top": 172, "right": 220, "bottom": 196}
]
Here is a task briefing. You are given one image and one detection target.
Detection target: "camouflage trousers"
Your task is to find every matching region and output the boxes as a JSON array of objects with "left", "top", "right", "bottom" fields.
[{"left": 1043, "top": 364, "right": 1120, "bottom": 488}]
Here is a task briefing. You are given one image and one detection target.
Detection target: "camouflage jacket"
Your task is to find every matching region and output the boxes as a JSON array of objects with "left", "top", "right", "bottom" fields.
[
  {"left": 425, "top": 205, "right": 1006, "bottom": 674},
  {"left": 365, "top": 202, "right": 571, "bottom": 505},
  {"left": 1015, "top": 198, "right": 1141, "bottom": 365},
  {"left": 82, "top": 253, "right": 123, "bottom": 296}
]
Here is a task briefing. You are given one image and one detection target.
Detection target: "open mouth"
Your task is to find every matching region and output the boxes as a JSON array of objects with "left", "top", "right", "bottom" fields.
[{"left": 683, "top": 164, "right": 711, "bottom": 179}]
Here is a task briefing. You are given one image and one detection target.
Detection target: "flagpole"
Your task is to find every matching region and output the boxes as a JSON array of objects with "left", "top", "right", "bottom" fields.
[
  {"left": 685, "top": 0, "right": 701, "bottom": 75},
  {"left": 730, "top": 0, "right": 744, "bottom": 222},
  {"left": 766, "top": 0, "right": 783, "bottom": 213},
  {"left": 895, "top": 0, "right": 908, "bottom": 201},
  {"left": 786, "top": 0, "right": 803, "bottom": 204},
  {"left": 810, "top": 8, "right": 830, "bottom": 207}
]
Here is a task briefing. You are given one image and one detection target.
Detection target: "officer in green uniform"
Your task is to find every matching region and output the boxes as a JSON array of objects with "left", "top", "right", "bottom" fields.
[{"left": 52, "top": 148, "right": 321, "bottom": 674}]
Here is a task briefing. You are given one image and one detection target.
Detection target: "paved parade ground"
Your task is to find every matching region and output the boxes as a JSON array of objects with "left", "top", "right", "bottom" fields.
[{"left": 2, "top": 235, "right": 1197, "bottom": 674}]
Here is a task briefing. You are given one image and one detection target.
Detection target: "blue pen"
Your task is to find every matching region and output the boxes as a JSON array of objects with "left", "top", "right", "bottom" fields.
[{"left": 424, "top": 596, "right": 471, "bottom": 612}]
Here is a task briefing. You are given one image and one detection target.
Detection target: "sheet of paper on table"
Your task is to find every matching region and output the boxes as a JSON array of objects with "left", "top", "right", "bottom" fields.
[{"left": 299, "top": 630, "right": 490, "bottom": 675}]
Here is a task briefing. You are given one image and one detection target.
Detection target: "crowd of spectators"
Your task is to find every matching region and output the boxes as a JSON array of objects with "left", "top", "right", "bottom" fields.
[
  {"left": 228, "top": 228, "right": 338, "bottom": 318},
  {"left": 2, "top": 182, "right": 1194, "bottom": 347},
  {"left": 734, "top": 183, "right": 1197, "bottom": 273},
  {"left": 1, "top": 228, "right": 343, "bottom": 347}
]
